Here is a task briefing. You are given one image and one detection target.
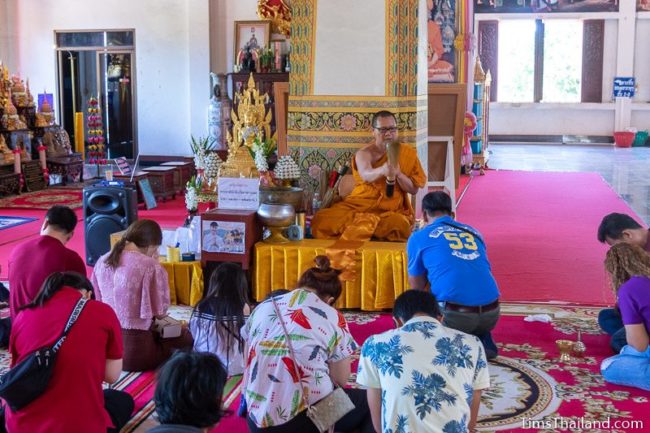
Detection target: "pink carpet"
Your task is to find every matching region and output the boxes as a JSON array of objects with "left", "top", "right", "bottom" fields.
[{"left": 456, "top": 170, "right": 635, "bottom": 306}]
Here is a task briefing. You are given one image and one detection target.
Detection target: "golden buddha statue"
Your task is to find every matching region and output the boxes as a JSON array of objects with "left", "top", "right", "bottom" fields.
[
  {"left": 219, "top": 73, "right": 276, "bottom": 178},
  {"left": 0, "top": 134, "right": 13, "bottom": 164},
  {"left": 2, "top": 90, "right": 21, "bottom": 130}
]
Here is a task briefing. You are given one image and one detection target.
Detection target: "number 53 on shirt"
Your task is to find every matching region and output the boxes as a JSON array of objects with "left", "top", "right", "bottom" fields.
[{"left": 443, "top": 232, "right": 478, "bottom": 250}]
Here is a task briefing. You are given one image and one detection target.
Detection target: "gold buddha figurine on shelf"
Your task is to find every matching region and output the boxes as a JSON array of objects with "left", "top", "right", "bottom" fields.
[
  {"left": 0, "top": 135, "right": 14, "bottom": 164},
  {"left": 219, "top": 73, "right": 276, "bottom": 178}
]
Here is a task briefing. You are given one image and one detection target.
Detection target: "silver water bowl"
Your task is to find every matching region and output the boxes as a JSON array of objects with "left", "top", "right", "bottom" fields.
[
  {"left": 259, "top": 186, "right": 304, "bottom": 211},
  {"left": 257, "top": 203, "right": 295, "bottom": 227},
  {"left": 257, "top": 203, "right": 296, "bottom": 243}
]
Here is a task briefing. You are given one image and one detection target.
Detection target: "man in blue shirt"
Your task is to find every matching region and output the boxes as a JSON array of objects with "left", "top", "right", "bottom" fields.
[{"left": 407, "top": 191, "right": 500, "bottom": 359}]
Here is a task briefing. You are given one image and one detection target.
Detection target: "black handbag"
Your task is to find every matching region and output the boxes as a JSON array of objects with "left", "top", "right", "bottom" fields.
[{"left": 0, "top": 297, "right": 88, "bottom": 411}]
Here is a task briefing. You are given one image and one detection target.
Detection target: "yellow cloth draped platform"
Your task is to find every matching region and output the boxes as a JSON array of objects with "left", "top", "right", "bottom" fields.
[
  {"left": 253, "top": 239, "right": 409, "bottom": 311},
  {"left": 161, "top": 261, "right": 203, "bottom": 306}
]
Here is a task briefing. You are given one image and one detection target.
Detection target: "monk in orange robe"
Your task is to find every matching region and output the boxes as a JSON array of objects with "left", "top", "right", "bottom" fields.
[{"left": 311, "top": 111, "right": 426, "bottom": 242}]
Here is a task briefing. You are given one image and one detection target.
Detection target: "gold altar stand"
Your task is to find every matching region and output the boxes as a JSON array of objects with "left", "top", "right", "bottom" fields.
[{"left": 253, "top": 239, "right": 409, "bottom": 311}]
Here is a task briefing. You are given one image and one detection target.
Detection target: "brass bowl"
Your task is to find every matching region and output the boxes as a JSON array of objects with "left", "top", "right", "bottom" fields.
[
  {"left": 257, "top": 203, "right": 295, "bottom": 243},
  {"left": 259, "top": 186, "right": 304, "bottom": 211}
]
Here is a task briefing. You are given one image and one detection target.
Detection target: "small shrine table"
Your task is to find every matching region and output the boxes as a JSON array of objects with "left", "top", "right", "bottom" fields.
[
  {"left": 142, "top": 166, "right": 176, "bottom": 202},
  {"left": 46, "top": 154, "right": 84, "bottom": 186},
  {"left": 160, "top": 161, "right": 194, "bottom": 193},
  {"left": 200, "top": 208, "right": 262, "bottom": 269},
  {"left": 114, "top": 171, "right": 149, "bottom": 203},
  {"left": 0, "top": 169, "right": 20, "bottom": 196}
]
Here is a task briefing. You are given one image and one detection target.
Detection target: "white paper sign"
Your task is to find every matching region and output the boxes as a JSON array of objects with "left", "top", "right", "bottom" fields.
[{"left": 218, "top": 177, "right": 260, "bottom": 210}]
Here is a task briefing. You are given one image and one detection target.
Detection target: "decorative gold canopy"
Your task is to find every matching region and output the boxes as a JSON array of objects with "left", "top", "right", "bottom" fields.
[
  {"left": 220, "top": 73, "right": 276, "bottom": 178},
  {"left": 257, "top": 0, "right": 291, "bottom": 36}
]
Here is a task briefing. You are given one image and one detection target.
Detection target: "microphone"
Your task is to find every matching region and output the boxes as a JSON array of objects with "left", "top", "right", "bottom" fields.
[
  {"left": 385, "top": 140, "right": 400, "bottom": 198},
  {"left": 386, "top": 177, "right": 396, "bottom": 197}
]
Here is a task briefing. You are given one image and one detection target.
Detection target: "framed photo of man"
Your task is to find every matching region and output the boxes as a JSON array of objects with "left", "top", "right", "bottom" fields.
[{"left": 234, "top": 20, "right": 271, "bottom": 58}]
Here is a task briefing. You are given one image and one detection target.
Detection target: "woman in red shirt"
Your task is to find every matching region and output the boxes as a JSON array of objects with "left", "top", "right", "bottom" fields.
[{"left": 5, "top": 272, "right": 134, "bottom": 433}]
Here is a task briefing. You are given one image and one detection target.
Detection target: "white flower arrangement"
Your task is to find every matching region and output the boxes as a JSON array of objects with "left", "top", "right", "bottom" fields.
[
  {"left": 274, "top": 155, "right": 301, "bottom": 180},
  {"left": 185, "top": 177, "right": 199, "bottom": 211},
  {"left": 254, "top": 149, "right": 269, "bottom": 172}
]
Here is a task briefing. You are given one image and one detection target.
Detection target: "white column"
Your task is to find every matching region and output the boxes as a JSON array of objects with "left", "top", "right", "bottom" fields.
[{"left": 614, "top": 0, "right": 637, "bottom": 131}]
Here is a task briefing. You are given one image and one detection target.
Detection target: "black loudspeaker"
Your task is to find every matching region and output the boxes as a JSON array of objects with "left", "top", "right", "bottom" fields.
[{"left": 83, "top": 186, "right": 138, "bottom": 265}]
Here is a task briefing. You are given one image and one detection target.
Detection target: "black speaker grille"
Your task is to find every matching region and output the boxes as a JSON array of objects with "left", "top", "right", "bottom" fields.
[
  {"left": 83, "top": 186, "right": 138, "bottom": 266},
  {"left": 85, "top": 215, "right": 125, "bottom": 265}
]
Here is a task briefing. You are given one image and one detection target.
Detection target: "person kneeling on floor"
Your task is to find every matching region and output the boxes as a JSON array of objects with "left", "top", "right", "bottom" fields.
[
  {"left": 407, "top": 191, "right": 501, "bottom": 359},
  {"left": 147, "top": 351, "right": 228, "bottom": 433},
  {"left": 597, "top": 213, "right": 650, "bottom": 353},
  {"left": 600, "top": 243, "right": 650, "bottom": 391},
  {"left": 357, "top": 290, "right": 490, "bottom": 433}
]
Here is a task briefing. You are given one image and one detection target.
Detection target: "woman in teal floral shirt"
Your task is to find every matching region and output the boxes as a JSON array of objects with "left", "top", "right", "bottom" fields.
[{"left": 241, "top": 256, "right": 374, "bottom": 433}]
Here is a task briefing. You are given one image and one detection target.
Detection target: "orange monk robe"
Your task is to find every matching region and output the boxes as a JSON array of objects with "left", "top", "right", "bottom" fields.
[{"left": 311, "top": 144, "right": 426, "bottom": 242}]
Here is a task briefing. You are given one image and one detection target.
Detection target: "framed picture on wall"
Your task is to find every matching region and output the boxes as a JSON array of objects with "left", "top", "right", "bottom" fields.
[
  {"left": 428, "top": 0, "right": 456, "bottom": 83},
  {"left": 234, "top": 20, "right": 271, "bottom": 60}
]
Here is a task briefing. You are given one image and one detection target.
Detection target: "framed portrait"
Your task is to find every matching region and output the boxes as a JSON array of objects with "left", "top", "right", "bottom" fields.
[
  {"left": 234, "top": 20, "right": 271, "bottom": 58},
  {"left": 201, "top": 220, "right": 246, "bottom": 255},
  {"left": 428, "top": 0, "right": 457, "bottom": 83}
]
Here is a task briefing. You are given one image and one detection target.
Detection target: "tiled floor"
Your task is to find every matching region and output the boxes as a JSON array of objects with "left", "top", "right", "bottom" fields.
[{"left": 486, "top": 144, "right": 650, "bottom": 224}]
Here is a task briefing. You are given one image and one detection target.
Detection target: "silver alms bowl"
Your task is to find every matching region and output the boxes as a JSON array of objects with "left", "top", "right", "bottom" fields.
[{"left": 257, "top": 203, "right": 295, "bottom": 228}]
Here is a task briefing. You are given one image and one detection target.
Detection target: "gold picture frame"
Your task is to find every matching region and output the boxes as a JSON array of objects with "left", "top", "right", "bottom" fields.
[{"left": 234, "top": 20, "right": 271, "bottom": 59}]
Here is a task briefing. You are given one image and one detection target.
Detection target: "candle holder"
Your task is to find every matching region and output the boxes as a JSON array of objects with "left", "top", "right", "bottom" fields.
[
  {"left": 556, "top": 339, "right": 574, "bottom": 363},
  {"left": 573, "top": 330, "right": 586, "bottom": 357}
]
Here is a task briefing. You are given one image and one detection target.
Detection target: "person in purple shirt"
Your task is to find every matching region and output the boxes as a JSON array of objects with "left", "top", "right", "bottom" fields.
[
  {"left": 601, "top": 243, "right": 650, "bottom": 391},
  {"left": 597, "top": 213, "right": 650, "bottom": 352}
]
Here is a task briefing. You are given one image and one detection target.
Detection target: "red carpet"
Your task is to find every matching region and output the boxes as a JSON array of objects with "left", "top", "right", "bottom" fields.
[
  {"left": 0, "top": 196, "right": 188, "bottom": 279},
  {"left": 112, "top": 306, "right": 650, "bottom": 432},
  {"left": 0, "top": 188, "right": 83, "bottom": 209},
  {"left": 456, "top": 171, "right": 634, "bottom": 306}
]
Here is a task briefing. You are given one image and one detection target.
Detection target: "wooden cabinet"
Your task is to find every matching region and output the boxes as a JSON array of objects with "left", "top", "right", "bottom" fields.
[
  {"left": 0, "top": 163, "right": 20, "bottom": 196},
  {"left": 22, "top": 160, "right": 46, "bottom": 192}
]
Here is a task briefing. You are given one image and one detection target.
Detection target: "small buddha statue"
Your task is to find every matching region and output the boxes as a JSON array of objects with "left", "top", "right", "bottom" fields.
[
  {"left": 239, "top": 107, "right": 261, "bottom": 148},
  {"left": 2, "top": 91, "right": 20, "bottom": 130},
  {"left": 0, "top": 135, "right": 13, "bottom": 164},
  {"left": 39, "top": 96, "right": 55, "bottom": 125}
]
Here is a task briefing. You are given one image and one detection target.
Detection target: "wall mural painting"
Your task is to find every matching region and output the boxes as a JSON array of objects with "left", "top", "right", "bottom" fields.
[
  {"left": 428, "top": 0, "right": 457, "bottom": 83},
  {"left": 475, "top": 0, "right": 618, "bottom": 13}
]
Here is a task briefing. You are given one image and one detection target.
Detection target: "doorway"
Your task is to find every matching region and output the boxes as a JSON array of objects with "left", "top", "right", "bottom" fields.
[{"left": 55, "top": 30, "right": 136, "bottom": 159}]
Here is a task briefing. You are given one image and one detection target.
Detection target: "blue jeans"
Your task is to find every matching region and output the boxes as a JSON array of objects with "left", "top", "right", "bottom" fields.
[
  {"left": 598, "top": 308, "right": 627, "bottom": 353},
  {"left": 601, "top": 345, "right": 650, "bottom": 391}
]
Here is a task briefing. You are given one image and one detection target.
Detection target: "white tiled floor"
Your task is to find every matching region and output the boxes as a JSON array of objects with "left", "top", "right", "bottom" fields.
[{"left": 487, "top": 143, "right": 650, "bottom": 224}]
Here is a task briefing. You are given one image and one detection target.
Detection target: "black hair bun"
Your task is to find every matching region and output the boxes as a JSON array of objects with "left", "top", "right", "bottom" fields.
[{"left": 314, "top": 255, "right": 331, "bottom": 271}]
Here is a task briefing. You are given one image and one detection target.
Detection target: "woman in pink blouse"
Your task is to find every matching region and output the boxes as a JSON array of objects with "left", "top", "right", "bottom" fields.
[{"left": 91, "top": 219, "right": 193, "bottom": 371}]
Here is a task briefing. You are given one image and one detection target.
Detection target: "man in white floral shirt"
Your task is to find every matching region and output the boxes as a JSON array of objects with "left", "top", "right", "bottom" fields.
[{"left": 357, "top": 290, "right": 490, "bottom": 433}]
